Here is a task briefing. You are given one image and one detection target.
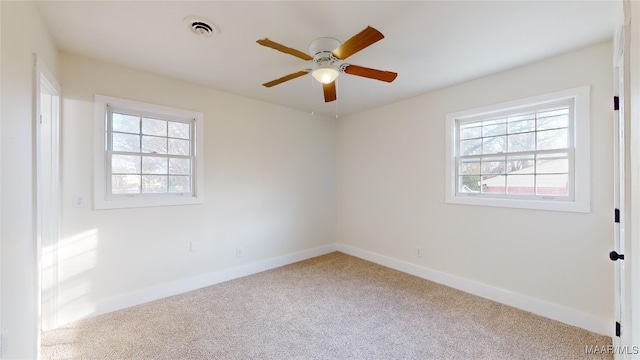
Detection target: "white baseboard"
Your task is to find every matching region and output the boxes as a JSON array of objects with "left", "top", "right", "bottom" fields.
[
  {"left": 56, "top": 242, "right": 611, "bottom": 337},
  {"left": 57, "top": 244, "right": 337, "bottom": 327},
  {"left": 336, "top": 244, "right": 612, "bottom": 337}
]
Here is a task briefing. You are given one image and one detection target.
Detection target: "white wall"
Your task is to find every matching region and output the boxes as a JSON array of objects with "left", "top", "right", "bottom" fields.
[
  {"left": 0, "top": 2, "right": 60, "bottom": 359},
  {"left": 337, "top": 41, "right": 614, "bottom": 333},
  {"left": 57, "top": 53, "right": 337, "bottom": 325},
  {"left": 0, "top": 3, "right": 616, "bottom": 355}
]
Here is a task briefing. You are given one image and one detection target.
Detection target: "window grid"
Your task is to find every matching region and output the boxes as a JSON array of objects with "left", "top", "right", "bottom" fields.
[
  {"left": 106, "top": 106, "right": 195, "bottom": 197},
  {"left": 455, "top": 100, "right": 574, "bottom": 200}
]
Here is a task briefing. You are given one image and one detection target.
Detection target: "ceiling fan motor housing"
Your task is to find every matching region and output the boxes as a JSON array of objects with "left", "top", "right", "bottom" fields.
[{"left": 308, "top": 37, "right": 341, "bottom": 66}]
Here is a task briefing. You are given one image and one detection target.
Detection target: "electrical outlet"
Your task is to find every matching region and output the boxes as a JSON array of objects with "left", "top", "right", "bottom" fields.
[
  {"left": 236, "top": 247, "right": 243, "bottom": 258},
  {"left": 415, "top": 247, "right": 423, "bottom": 257},
  {"left": 190, "top": 241, "right": 198, "bottom": 252}
]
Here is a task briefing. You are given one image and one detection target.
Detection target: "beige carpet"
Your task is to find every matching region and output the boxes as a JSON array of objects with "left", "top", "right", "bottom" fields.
[{"left": 42, "top": 252, "right": 612, "bottom": 359}]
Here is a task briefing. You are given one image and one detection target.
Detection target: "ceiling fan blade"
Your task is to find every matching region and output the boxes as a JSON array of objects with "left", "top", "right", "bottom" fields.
[
  {"left": 343, "top": 64, "right": 398, "bottom": 83},
  {"left": 257, "top": 38, "right": 314, "bottom": 61},
  {"left": 262, "top": 70, "right": 309, "bottom": 88},
  {"left": 323, "top": 81, "right": 337, "bottom": 102},
  {"left": 332, "top": 26, "right": 385, "bottom": 60}
]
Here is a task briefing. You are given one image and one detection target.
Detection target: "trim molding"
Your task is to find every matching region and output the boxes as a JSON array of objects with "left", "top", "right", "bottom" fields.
[
  {"left": 57, "top": 244, "right": 337, "bottom": 326},
  {"left": 336, "top": 244, "right": 612, "bottom": 337}
]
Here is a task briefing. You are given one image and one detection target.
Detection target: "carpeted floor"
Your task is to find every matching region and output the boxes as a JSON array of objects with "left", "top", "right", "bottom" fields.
[{"left": 42, "top": 252, "right": 612, "bottom": 359}]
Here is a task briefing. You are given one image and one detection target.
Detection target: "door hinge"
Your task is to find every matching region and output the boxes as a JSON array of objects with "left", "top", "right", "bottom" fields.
[
  {"left": 615, "top": 208, "right": 620, "bottom": 223},
  {"left": 614, "top": 96, "right": 620, "bottom": 111},
  {"left": 616, "top": 321, "right": 621, "bottom": 337}
]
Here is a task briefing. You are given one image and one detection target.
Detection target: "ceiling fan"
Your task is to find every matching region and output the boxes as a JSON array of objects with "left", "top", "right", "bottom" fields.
[{"left": 257, "top": 26, "right": 397, "bottom": 103}]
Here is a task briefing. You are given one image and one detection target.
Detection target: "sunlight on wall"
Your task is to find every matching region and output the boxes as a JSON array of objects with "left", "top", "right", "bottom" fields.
[
  {"left": 52, "top": 229, "right": 99, "bottom": 327},
  {"left": 41, "top": 237, "right": 58, "bottom": 331}
]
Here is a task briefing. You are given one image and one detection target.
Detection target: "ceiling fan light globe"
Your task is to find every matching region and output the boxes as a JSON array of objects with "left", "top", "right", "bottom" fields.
[{"left": 312, "top": 67, "right": 339, "bottom": 84}]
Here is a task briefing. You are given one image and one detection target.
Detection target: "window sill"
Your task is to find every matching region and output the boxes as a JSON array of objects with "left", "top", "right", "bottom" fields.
[
  {"left": 445, "top": 194, "right": 590, "bottom": 213},
  {"left": 94, "top": 194, "right": 204, "bottom": 210}
]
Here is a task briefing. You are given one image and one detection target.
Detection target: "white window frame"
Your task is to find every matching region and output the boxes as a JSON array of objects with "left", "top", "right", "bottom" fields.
[
  {"left": 94, "top": 94, "right": 205, "bottom": 209},
  {"left": 445, "top": 86, "right": 590, "bottom": 213}
]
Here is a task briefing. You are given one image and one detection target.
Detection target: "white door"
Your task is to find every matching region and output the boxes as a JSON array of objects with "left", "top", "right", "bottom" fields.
[
  {"left": 613, "top": 39, "right": 626, "bottom": 348},
  {"left": 613, "top": 10, "right": 633, "bottom": 356}
]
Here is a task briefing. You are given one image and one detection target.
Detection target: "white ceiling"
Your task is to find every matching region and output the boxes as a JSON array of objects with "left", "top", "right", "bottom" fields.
[{"left": 36, "top": 1, "right": 620, "bottom": 118}]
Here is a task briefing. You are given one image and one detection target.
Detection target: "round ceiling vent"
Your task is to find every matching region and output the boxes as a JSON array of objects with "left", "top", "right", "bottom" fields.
[{"left": 184, "top": 16, "right": 220, "bottom": 38}]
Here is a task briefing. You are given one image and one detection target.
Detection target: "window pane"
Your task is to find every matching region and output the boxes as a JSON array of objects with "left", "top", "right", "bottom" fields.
[
  {"left": 460, "top": 139, "right": 482, "bottom": 156},
  {"left": 536, "top": 174, "right": 568, "bottom": 195},
  {"left": 111, "top": 155, "right": 140, "bottom": 174},
  {"left": 142, "top": 156, "right": 168, "bottom": 174},
  {"left": 169, "top": 176, "right": 191, "bottom": 193},
  {"left": 537, "top": 108, "right": 569, "bottom": 130},
  {"left": 459, "top": 176, "right": 480, "bottom": 193},
  {"left": 482, "top": 119, "right": 506, "bottom": 137},
  {"left": 506, "top": 155, "right": 535, "bottom": 174},
  {"left": 537, "top": 129, "right": 567, "bottom": 150},
  {"left": 142, "top": 118, "right": 167, "bottom": 136},
  {"left": 142, "top": 136, "right": 167, "bottom": 154},
  {"left": 536, "top": 156, "right": 568, "bottom": 174},
  {"left": 460, "top": 124, "right": 482, "bottom": 140},
  {"left": 482, "top": 136, "right": 506, "bottom": 154},
  {"left": 459, "top": 160, "right": 480, "bottom": 175},
  {"left": 112, "top": 113, "right": 139, "bottom": 134},
  {"left": 507, "top": 132, "right": 535, "bottom": 152},
  {"left": 481, "top": 158, "right": 505, "bottom": 175},
  {"left": 168, "top": 139, "right": 190, "bottom": 156},
  {"left": 112, "top": 175, "right": 140, "bottom": 194},
  {"left": 507, "top": 113, "right": 535, "bottom": 134},
  {"left": 169, "top": 158, "right": 191, "bottom": 175},
  {"left": 481, "top": 175, "right": 505, "bottom": 194},
  {"left": 169, "top": 121, "right": 191, "bottom": 139},
  {"left": 509, "top": 113, "right": 535, "bottom": 122},
  {"left": 142, "top": 175, "right": 168, "bottom": 193},
  {"left": 506, "top": 175, "right": 535, "bottom": 195},
  {"left": 112, "top": 133, "right": 140, "bottom": 152}
]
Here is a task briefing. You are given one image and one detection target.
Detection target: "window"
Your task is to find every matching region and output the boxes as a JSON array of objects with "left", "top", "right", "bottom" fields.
[
  {"left": 445, "top": 86, "right": 590, "bottom": 212},
  {"left": 94, "top": 95, "right": 204, "bottom": 209}
]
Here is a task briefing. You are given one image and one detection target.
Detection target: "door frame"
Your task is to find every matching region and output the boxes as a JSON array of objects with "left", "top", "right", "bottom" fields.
[
  {"left": 628, "top": 0, "right": 640, "bottom": 353},
  {"left": 33, "top": 53, "right": 61, "bottom": 357}
]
